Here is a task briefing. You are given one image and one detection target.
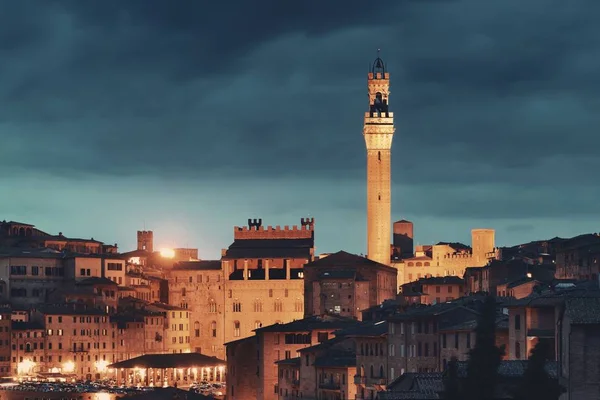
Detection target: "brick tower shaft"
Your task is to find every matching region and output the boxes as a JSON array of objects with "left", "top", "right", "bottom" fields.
[{"left": 364, "top": 54, "right": 395, "bottom": 266}]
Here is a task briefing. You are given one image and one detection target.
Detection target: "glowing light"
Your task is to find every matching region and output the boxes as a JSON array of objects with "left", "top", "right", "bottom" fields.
[
  {"left": 526, "top": 272, "right": 533, "bottom": 278},
  {"left": 17, "top": 359, "right": 36, "bottom": 375},
  {"left": 160, "top": 248, "right": 175, "bottom": 258},
  {"left": 94, "top": 393, "right": 113, "bottom": 400},
  {"left": 95, "top": 360, "right": 109, "bottom": 373},
  {"left": 62, "top": 361, "right": 75, "bottom": 373}
]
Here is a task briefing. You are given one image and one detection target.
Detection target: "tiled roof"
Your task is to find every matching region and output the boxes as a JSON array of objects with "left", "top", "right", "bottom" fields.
[
  {"left": 255, "top": 314, "right": 358, "bottom": 333},
  {"left": 223, "top": 238, "right": 313, "bottom": 259},
  {"left": 77, "top": 277, "right": 117, "bottom": 286},
  {"left": 36, "top": 304, "right": 109, "bottom": 316},
  {"left": 504, "top": 280, "right": 600, "bottom": 307},
  {"left": 381, "top": 373, "right": 444, "bottom": 400},
  {"left": 306, "top": 250, "right": 394, "bottom": 270},
  {"left": 173, "top": 260, "right": 222, "bottom": 271},
  {"left": 108, "top": 353, "right": 225, "bottom": 369},
  {"left": 565, "top": 297, "right": 600, "bottom": 324},
  {"left": 339, "top": 320, "right": 388, "bottom": 338},
  {"left": 313, "top": 352, "right": 356, "bottom": 368},
  {"left": 275, "top": 357, "right": 301, "bottom": 366},
  {"left": 455, "top": 360, "right": 558, "bottom": 378}
]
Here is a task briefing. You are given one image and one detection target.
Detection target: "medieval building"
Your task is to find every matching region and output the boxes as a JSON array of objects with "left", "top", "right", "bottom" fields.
[{"left": 364, "top": 55, "right": 395, "bottom": 267}]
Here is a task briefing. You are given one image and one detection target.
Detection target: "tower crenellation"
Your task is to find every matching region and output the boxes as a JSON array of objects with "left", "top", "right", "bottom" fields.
[
  {"left": 234, "top": 218, "right": 315, "bottom": 240},
  {"left": 364, "top": 53, "right": 395, "bottom": 266},
  {"left": 136, "top": 230, "right": 154, "bottom": 253}
]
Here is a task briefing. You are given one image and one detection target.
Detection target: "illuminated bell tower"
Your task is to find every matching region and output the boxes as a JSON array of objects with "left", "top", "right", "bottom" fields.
[{"left": 364, "top": 53, "right": 395, "bottom": 266}]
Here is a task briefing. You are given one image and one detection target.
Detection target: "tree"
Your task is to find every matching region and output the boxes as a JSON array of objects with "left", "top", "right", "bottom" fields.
[
  {"left": 463, "top": 295, "right": 504, "bottom": 400},
  {"left": 442, "top": 357, "right": 461, "bottom": 400},
  {"left": 513, "top": 341, "right": 564, "bottom": 400}
]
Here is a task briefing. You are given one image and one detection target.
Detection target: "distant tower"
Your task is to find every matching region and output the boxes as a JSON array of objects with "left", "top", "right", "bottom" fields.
[
  {"left": 393, "top": 220, "right": 414, "bottom": 259},
  {"left": 137, "top": 230, "right": 154, "bottom": 253},
  {"left": 364, "top": 52, "right": 395, "bottom": 266}
]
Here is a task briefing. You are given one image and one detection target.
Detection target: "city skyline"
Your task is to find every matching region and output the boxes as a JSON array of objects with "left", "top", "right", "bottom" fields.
[{"left": 2, "top": 1, "right": 600, "bottom": 259}]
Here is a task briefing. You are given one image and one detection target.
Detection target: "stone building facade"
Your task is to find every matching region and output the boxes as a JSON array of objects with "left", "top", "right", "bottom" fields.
[
  {"left": 303, "top": 251, "right": 397, "bottom": 320},
  {"left": 168, "top": 218, "right": 315, "bottom": 360},
  {"left": 392, "top": 229, "right": 496, "bottom": 287}
]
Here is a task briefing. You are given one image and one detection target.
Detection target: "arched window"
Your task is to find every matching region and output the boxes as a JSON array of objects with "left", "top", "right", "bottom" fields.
[
  {"left": 233, "top": 321, "right": 241, "bottom": 337},
  {"left": 407, "top": 262, "right": 414, "bottom": 266},
  {"left": 210, "top": 321, "right": 217, "bottom": 337},
  {"left": 255, "top": 321, "right": 262, "bottom": 329},
  {"left": 209, "top": 300, "right": 217, "bottom": 313},
  {"left": 370, "top": 365, "right": 374, "bottom": 378},
  {"left": 424, "top": 262, "right": 430, "bottom": 266},
  {"left": 416, "top": 262, "right": 422, "bottom": 267},
  {"left": 194, "top": 321, "right": 200, "bottom": 337},
  {"left": 181, "top": 288, "right": 186, "bottom": 297},
  {"left": 379, "top": 365, "right": 384, "bottom": 378},
  {"left": 515, "top": 342, "right": 521, "bottom": 359}
]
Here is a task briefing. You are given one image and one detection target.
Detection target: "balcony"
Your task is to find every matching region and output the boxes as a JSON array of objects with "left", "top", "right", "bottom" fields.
[
  {"left": 319, "top": 381, "right": 341, "bottom": 390},
  {"left": 354, "top": 375, "right": 366, "bottom": 385},
  {"left": 291, "top": 379, "right": 300, "bottom": 388}
]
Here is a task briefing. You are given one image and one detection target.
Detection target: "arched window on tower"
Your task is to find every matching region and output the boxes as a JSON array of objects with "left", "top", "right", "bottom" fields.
[{"left": 378, "top": 151, "right": 381, "bottom": 161}]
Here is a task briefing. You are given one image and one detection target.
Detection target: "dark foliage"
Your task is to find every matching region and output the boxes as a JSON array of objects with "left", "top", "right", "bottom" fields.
[
  {"left": 463, "top": 295, "right": 504, "bottom": 400},
  {"left": 513, "top": 341, "right": 564, "bottom": 400},
  {"left": 442, "top": 357, "right": 461, "bottom": 400}
]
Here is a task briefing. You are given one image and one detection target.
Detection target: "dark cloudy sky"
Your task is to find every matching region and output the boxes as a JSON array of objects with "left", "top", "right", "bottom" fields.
[{"left": 1, "top": 0, "right": 599, "bottom": 259}]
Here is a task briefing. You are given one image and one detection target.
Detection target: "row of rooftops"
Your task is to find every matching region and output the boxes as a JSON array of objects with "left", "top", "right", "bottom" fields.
[{"left": 246, "top": 279, "right": 600, "bottom": 340}]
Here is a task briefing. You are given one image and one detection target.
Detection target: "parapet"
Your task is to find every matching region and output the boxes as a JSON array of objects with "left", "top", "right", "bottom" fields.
[{"left": 234, "top": 217, "right": 315, "bottom": 240}]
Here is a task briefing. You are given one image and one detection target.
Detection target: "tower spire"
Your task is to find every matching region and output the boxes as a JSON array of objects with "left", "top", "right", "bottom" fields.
[{"left": 363, "top": 53, "right": 395, "bottom": 266}]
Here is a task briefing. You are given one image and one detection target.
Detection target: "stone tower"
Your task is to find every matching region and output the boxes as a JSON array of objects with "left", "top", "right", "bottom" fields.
[
  {"left": 364, "top": 54, "right": 395, "bottom": 266},
  {"left": 137, "top": 230, "right": 154, "bottom": 253}
]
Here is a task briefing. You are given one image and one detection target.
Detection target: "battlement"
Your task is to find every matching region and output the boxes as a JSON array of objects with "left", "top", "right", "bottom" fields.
[
  {"left": 137, "top": 230, "right": 154, "bottom": 253},
  {"left": 443, "top": 253, "right": 473, "bottom": 259},
  {"left": 364, "top": 113, "right": 394, "bottom": 121},
  {"left": 234, "top": 218, "right": 315, "bottom": 240}
]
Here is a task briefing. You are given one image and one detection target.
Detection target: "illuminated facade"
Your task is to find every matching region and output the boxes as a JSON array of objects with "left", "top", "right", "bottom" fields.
[
  {"left": 364, "top": 56, "right": 395, "bottom": 266},
  {"left": 168, "top": 218, "right": 314, "bottom": 361}
]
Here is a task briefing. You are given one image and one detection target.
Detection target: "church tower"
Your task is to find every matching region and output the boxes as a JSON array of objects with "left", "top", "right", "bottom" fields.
[{"left": 364, "top": 54, "right": 395, "bottom": 266}]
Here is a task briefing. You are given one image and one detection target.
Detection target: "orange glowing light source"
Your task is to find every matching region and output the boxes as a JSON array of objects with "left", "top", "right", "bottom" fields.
[{"left": 160, "top": 248, "right": 175, "bottom": 258}]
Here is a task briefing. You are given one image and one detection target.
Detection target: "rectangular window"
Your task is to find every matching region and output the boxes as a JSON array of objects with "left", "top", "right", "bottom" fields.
[{"left": 514, "top": 314, "right": 521, "bottom": 330}]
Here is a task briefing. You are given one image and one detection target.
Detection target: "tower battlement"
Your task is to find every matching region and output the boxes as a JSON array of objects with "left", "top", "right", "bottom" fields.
[
  {"left": 137, "top": 230, "right": 154, "bottom": 253},
  {"left": 234, "top": 218, "right": 315, "bottom": 240}
]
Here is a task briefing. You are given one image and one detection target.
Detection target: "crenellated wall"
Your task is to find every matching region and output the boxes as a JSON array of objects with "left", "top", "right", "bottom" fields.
[{"left": 234, "top": 218, "right": 314, "bottom": 240}]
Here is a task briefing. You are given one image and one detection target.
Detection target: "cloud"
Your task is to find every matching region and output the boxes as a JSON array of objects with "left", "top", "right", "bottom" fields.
[{"left": 1, "top": 0, "right": 599, "bottom": 253}]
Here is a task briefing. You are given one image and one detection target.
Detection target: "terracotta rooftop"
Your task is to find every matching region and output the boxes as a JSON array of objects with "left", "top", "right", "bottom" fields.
[
  {"left": 306, "top": 250, "right": 395, "bottom": 271},
  {"left": 255, "top": 314, "right": 358, "bottom": 333},
  {"left": 565, "top": 297, "right": 600, "bottom": 324},
  {"left": 108, "top": 352, "right": 225, "bottom": 369}
]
